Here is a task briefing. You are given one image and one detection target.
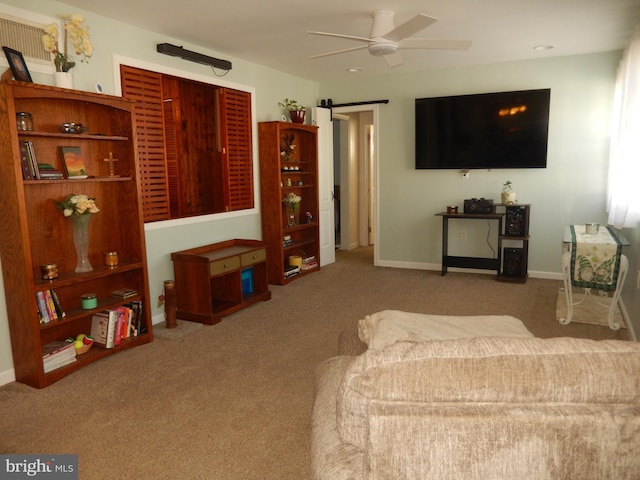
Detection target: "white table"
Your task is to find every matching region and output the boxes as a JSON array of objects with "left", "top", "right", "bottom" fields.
[{"left": 559, "top": 225, "right": 629, "bottom": 330}]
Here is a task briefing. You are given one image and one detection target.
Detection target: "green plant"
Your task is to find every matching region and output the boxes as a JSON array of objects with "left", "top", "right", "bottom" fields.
[
  {"left": 501, "top": 180, "right": 513, "bottom": 193},
  {"left": 279, "top": 98, "right": 305, "bottom": 111}
]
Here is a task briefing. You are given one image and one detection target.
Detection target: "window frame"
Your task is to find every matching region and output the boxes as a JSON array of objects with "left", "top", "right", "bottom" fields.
[{"left": 112, "top": 54, "right": 260, "bottom": 232}]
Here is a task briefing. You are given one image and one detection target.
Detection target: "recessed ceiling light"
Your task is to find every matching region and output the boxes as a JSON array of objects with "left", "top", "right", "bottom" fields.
[
  {"left": 533, "top": 45, "right": 553, "bottom": 51},
  {"left": 347, "top": 67, "right": 364, "bottom": 73}
]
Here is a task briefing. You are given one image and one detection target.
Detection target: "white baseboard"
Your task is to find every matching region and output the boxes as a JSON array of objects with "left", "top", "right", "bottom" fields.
[
  {"left": 374, "top": 259, "right": 564, "bottom": 281},
  {"left": 0, "top": 368, "right": 15, "bottom": 387}
]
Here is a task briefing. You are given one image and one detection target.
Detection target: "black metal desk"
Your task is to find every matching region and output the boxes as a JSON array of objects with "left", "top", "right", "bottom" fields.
[{"left": 435, "top": 212, "right": 503, "bottom": 276}]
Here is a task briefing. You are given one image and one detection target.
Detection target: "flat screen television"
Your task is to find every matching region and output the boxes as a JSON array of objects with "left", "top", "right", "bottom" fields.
[{"left": 415, "top": 88, "right": 550, "bottom": 169}]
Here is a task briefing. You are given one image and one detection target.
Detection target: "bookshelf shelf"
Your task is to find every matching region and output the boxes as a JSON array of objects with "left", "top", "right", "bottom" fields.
[
  {"left": 258, "top": 122, "right": 320, "bottom": 285},
  {"left": 0, "top": 81, "right": 153, "bottom": 388}
]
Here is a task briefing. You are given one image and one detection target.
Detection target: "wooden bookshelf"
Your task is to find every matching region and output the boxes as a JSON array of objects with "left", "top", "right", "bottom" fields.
[
  {"left": 258, "top": 122, "right": 320, "bottom": 284},
  {"left": 0, "top": 81, "right": 153, "bottom": 388}
]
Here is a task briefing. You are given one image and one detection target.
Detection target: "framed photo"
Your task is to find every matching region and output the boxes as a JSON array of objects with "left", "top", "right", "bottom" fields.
[
  {"left": 60, "top": 146, "right": 88, "bottom": 179},
  {"left": 2, "top": 47, "right": 33, "bottom": 83}
]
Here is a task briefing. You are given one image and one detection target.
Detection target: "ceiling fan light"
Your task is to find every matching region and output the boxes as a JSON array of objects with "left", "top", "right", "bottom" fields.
[{"left": 368, "top": 42, "right": 398, "bottom": 56}]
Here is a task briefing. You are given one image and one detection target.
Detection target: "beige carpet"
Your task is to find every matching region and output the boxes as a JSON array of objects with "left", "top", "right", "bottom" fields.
[
  {"left": 0, "top": 246, "right": 631, "bottom": 480},
  {"left": 556, "top": 287, "right": 626, "bottom": 329}
]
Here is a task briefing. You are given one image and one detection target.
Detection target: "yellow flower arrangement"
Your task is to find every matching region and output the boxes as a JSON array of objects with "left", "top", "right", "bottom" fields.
[
  {"left": 56, "top": 194, "right": 100, "bottom": 217},
  {"left": 42, "top": 14, "right": 93, "bottom": 72}
]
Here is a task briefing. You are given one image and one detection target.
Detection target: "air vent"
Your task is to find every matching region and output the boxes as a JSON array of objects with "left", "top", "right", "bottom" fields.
[{"left": 0, "top": 5, "right": 57, "bottom": 74}]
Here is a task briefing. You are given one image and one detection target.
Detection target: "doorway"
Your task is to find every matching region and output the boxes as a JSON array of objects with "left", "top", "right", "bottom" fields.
[{"left": 332, "top": 105, "right": 378, "bottom": 263}]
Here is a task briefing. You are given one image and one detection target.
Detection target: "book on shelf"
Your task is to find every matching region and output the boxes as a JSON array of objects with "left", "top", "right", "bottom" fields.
[
  {"left": 37, "top": 163, "right": 64, "bottom": 179},
  {"left": 60, "top": 146, "right": 88, "bottom": 179},
  {"left": 91, "top": 303, "right": 142, "bottom": 348},
  {"left": 301, "top": 256, "right": 318, "bottom": 270},
  {"left": 19, "top": 141, "right": 34, "bottom": 180},
  {"left": 42, "top": 340, "right": 76, "bottom": 373},
  {"left": 284, "top": 265, "right": 300, "bottom": 279},
  {"left": 20, "top": 140, "right": 40, "bottom": 179},
  {"left": 35, "top": 289, "right": 66, "bottom": 324},
  {"left": 111, "top": 287, "right": 138, "bottom": 299}
]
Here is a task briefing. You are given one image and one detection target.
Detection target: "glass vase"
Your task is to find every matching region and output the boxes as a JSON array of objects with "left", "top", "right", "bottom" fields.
[
  {"left": 286, "top": 205, "right": 299, "bottom": 227},
  {"left": 69, "top": 214, "right": 93, "bottom": 273}
]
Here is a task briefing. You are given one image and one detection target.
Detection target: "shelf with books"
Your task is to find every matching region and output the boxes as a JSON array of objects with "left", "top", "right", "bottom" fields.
[
  {"left": 0, "top": 81, "right": 153, "bottom": 388},
  {"left": 259, "top": 121, "right": 320, "bottom": 285}
]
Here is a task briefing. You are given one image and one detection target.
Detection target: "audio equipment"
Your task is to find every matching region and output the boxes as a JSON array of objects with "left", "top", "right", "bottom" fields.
[
  {"left": 503, "top": 247, "right": 524, "bottom": 277},
  {"left": 463, "top": 198, "right": 494, "bottom": 214},
  {"left": 504, "top": 205, "right": 529, "bottom": 237},
  {"left": 156, "top": 43, "right": 232, "bottom": 70}
]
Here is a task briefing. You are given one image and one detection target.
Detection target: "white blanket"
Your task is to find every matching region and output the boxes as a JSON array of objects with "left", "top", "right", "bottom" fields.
[{"left": 358, "top": 310, "right": 533, "bottom": 351}]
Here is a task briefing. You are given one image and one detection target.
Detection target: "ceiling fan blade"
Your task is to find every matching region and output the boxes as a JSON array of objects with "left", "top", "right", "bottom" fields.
[
  {"left": 399, "top": 38, "right": 472, "bottom": 50},
  {"left": 384, "top": 14, "right": 437, "bottom": 42},
  {"left": 309, "top": 45, "right": 368, "bottom": 60},
  {"left": 307, "top": 31, "right": 372, "bottom": 43},
  {"left": 382, "top": 51, "right": 404, "bottom": 68}
]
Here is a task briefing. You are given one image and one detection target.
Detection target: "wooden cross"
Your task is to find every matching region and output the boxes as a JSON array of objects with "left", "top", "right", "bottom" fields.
[{"left": 103, "top": 152, "right": 119, "bottom": 177}]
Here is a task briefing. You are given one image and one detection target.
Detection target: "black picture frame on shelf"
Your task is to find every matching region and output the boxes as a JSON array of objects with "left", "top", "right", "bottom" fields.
[{"left": 2, "top": 46, "right": 33, "bottom": 83}]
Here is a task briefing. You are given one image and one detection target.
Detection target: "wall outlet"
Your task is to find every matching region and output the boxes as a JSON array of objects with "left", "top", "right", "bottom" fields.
[{"left": 460, "top": 230, "right": 467, "bottom": 240}]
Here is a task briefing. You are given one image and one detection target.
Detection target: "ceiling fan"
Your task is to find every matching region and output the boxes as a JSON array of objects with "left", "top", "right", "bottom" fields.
[{"left": 308, "top": 10, "right": 471, "bottom": 67}]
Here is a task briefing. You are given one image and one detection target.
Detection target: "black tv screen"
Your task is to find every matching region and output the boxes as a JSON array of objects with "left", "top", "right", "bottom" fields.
[{"left": 415, "top": 89, "right": 550, "bottom": 169}]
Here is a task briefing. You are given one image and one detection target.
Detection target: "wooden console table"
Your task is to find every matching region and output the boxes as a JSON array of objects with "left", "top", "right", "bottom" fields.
[
  {"left": 435, "top": 212, "right": 504, "bottom": 276},
  {"left": 171, "top": 239, "right": 272, "bottom": 325}
]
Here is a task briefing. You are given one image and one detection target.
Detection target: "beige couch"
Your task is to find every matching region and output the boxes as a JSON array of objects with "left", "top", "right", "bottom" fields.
[{"left": 311, "top": 311, "right": 640, "bottom": 480}]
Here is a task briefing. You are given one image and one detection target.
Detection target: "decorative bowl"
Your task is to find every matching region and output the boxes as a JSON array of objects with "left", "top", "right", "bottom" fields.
[
  {"left": 75, "top": 338, "right": 94, "bottom": 355},
  {"left": 59, "top": 123, "right": 88, "bottom": 134}
]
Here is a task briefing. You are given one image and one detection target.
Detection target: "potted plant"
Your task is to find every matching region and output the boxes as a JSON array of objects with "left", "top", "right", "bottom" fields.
[
  {"left": 501, "top": 181, "right": 517, "bottom": 205},
  {"left": 279, "top": 98, "right": 306, "bottom": 124}
]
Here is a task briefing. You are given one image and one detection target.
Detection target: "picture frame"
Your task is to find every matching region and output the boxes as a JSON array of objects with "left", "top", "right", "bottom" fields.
[
  {"left": 60, "top": 146, "right": 88, "bottom": 179},
  {"left": 2, "top": 47, "right": 33, "bottom": 83}
]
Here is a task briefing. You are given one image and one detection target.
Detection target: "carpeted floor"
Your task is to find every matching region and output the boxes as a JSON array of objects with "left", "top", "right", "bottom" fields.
[{"left": 0, "top": 247, "right": 631, "bottom": 479}]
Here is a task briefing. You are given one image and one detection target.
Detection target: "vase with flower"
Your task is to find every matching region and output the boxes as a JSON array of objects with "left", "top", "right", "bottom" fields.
[
  {"left": 56, "top": 193, "right": 100, "bottom": 272},
  {"left": 42, "top": 14, "right": 93, "bottom": 89},
  {"left": 283, "top": 192, "right": 301, "bottom": 227}
]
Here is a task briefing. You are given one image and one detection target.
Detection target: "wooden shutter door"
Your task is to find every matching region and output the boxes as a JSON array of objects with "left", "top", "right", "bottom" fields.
[
  {"left": 218, "top": 88, "right": 254, "bottom": 211},
  {"left": 120, "top": 65, "right": 170, "bottom": 222}
]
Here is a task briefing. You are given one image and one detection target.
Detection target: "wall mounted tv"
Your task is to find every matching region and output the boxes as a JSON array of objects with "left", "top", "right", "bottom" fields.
[{"left": 415, "top": 88, "right": 550, "bottom": 170}]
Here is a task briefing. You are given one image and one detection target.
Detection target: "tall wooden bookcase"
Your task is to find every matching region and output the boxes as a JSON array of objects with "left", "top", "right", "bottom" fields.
[
  {"left": 0, "top": 80, "right": 153, "bottom": 388},
  {"left": 258, "top": 121, "right": 320, "bottom": 284}
]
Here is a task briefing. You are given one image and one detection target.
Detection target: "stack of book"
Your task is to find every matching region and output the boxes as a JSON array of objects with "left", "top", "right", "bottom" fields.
[
  {"left": 284, "top": 264, "right": 300, "bottom": 280},
  {"left": 282, "top": 234, "right": 293, "bottom": 247},
  {"left": 37, "top": 163, "right": 64, "bottom": 179},
  {"left": 35, "top": 289, "right": 66, "bottom": 324},
  {"left": 301, "top": 255, "right": 318, "bottom": 270},
  {"left": 42, "top": 340, "right": 76, "bottom": 373},
  {"left": 90, "top": 300, "right": 144, "bottom": 348}
]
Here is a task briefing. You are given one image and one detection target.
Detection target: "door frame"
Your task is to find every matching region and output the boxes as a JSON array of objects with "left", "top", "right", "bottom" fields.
[{"left": 332, "top": 104, "right": 379, "bottom": 265}]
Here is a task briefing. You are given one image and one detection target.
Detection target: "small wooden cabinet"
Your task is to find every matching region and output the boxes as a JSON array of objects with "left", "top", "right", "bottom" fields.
[
  {"left": 258, "top": 122, "right": 320, "bottom": 284},
  {"left": 0, "top": 81, "right": 152, "bottom": 388},
  {"left": 171, "top": 239, "right": 271, "bottom": 325}
]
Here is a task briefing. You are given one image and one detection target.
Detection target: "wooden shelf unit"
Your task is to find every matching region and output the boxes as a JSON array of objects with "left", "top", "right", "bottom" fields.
[
  {"left": 171, "top": 239, "right": 272, "bottom": 325},
  {"left": 258, "top": 122, "right": 320, "bottom": 285},
  {"left": 0, "top": 81, "right": 153, "bottom": 388}
]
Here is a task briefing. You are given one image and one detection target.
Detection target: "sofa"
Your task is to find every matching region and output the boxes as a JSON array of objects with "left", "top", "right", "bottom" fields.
[{"left": 311, "top": 310, "right": 640, "bottom": 480}]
